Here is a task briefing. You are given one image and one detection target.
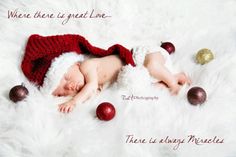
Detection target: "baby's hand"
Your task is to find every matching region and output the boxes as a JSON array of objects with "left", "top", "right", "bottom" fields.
[{"left": 58, "top": 100, "right": 76, "bottom": 113}]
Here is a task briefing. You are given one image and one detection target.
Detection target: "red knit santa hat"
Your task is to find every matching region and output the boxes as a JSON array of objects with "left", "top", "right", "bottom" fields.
[{"left": 21, "top": 34, "right": 135, "bottom": 89}]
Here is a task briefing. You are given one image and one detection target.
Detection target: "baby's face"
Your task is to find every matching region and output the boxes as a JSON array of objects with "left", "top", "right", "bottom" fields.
[{"left": 52, "top": 63, "right": 85, "bottom": 97}]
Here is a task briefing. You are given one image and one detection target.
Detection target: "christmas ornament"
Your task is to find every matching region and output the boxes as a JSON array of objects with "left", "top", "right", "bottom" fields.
[
  {"left": 96, "top": 102, "right": 116, "bottom": 121},
  {"left": 187, "top": 87, "right": 207, "bottom": 105},
  {"left": 160, "top": 42, "right": 175, "bottom": 54},
  {"left": 9, "top": 84, "right": 29, "bottom": 103},
  {"left": 196, "top": 48, "right": 214, "bottom": 64}
]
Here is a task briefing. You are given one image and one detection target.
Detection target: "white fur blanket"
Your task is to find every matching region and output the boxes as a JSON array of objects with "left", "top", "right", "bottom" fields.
[{"left": 1, "top": 0, "right": 236, "bottom": 157}]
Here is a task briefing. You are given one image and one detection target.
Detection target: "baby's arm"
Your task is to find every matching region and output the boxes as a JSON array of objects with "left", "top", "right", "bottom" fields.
[
  {"left": 73, "top": 71, "right": 98, "bottom": 101},
  {"left": 59, "top": 61, "right": 98, "bottom": 113}
]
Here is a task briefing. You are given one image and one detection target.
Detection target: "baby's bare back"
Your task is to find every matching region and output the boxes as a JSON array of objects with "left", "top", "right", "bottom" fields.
[
  {"left": 81, "top": 52, "right": 166, "bottom": 89},
  {"left": 96, "top": 55, "right": 124, "bottom": 85},
  {"left": 79, "top": 55, "right": 124, "bottom": 90}
]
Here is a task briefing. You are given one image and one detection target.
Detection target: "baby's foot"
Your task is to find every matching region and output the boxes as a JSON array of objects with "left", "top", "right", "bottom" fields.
[
  {"left": 154, "top": 81, "right": 168, "bottom": 89},
  {"left": 169, "top": 83, "right": 181, "bottom": 95},
  {"left": 175, "top": 72, "right": 191, "bottom": 85}
]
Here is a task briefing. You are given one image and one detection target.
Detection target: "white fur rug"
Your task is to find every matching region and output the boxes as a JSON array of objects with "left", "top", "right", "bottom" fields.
[{"left": 1, "top": 0, "right": 236, "bottom": 156}]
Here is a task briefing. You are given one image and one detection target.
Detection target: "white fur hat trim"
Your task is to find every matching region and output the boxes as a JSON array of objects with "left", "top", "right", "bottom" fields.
[{"left": 42, "top": 52, "right": 85, "bottom": 94}]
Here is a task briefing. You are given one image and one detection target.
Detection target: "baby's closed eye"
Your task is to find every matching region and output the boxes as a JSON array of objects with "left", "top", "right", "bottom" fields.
[{"left": 57, "top": 92, "right": 67, "bottom": 97}]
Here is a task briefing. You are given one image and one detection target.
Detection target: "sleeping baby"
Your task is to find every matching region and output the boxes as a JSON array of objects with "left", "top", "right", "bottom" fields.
[
  {"left": 21, "top": 34, "right": 191, "bottom": 113},
  {"left": 51, "top": 47, "right": 191, "bottom": 113}
]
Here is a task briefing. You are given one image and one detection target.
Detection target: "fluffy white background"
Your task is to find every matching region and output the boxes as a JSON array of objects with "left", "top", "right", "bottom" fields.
[{"left": 1, "top": 0, "right": 236, "bottom": 156}]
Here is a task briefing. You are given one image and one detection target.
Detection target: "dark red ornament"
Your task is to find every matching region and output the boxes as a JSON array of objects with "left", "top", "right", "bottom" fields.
[
  {"left": 160, "top": 42, "right": 175, "bottom": 54},
  {"left": 9, "top": 84, "right": 29, "bottom": 103},
  {"left": 187, "top": 87, "right": 207, "bottom": 105},
  {"left": 96, "top": 102, "right": 116, "bottom": 121}
]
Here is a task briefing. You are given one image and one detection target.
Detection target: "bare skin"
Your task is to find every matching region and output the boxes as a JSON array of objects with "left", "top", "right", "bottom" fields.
[{"left": 52, "top": 52, "right": 191, "bottom": 113}]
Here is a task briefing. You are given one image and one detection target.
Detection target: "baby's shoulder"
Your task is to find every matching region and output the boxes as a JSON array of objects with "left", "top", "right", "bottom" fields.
[{"left": 80, "top": 58, "right": 98, "bottom": 72}]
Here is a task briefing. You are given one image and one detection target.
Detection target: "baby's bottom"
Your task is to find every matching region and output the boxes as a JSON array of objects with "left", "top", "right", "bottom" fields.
[
  {"left": 132, "top": 46, "right": 190, "bottom": 94},
  {"left": 145, "top": 52, "right": 191, "bottom": 94},
  {"left": 143, "top": 52, "right": 178, "bottom": 94}
]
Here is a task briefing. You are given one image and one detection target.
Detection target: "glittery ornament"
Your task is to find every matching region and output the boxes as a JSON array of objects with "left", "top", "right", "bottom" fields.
[{"left": 196, "top": 48, "right": 214, "bottom": 64}]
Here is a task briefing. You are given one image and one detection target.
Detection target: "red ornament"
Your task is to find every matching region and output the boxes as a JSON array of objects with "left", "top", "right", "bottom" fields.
[
  {"left": 9, "top": 84, "right": 29, "bottom": 103},
  {"left": 187, "top": 87, "right": 207, "bottom": 105},
  {"left": 160, "top": 42, "right": 175, "bottom": 54},
  {"left": 96, "top": 102, "right": 116, "bottom": 121}
]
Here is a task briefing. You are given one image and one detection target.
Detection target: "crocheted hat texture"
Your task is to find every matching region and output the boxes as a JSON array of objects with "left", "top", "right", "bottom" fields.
[{"left": 21, "top": 34, "right": 135, "bottom": 86}]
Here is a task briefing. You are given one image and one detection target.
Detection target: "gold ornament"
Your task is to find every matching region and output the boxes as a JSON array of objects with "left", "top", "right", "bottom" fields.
[{"left": 196, "top": 48, "right": 214, "bottom": 65}]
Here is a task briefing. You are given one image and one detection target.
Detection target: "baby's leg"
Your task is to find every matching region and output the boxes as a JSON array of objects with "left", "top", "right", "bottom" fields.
[{"left": 144, "top": 52, "right": 180, "bottom": 94}]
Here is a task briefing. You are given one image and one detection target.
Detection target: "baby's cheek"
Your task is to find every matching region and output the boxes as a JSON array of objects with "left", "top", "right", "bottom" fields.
[{"left": 69, "top": 90, "right": 78, "bottom": 97}]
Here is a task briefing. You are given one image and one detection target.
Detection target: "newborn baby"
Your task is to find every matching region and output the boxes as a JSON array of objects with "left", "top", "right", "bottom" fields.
[{"left": 52, "top": 47, "right": 191, "bottom": 113}]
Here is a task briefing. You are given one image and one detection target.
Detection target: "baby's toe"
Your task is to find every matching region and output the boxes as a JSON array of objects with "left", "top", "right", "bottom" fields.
[{"left": 170, "top": 85, "right": 181, "bottom": 95}]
